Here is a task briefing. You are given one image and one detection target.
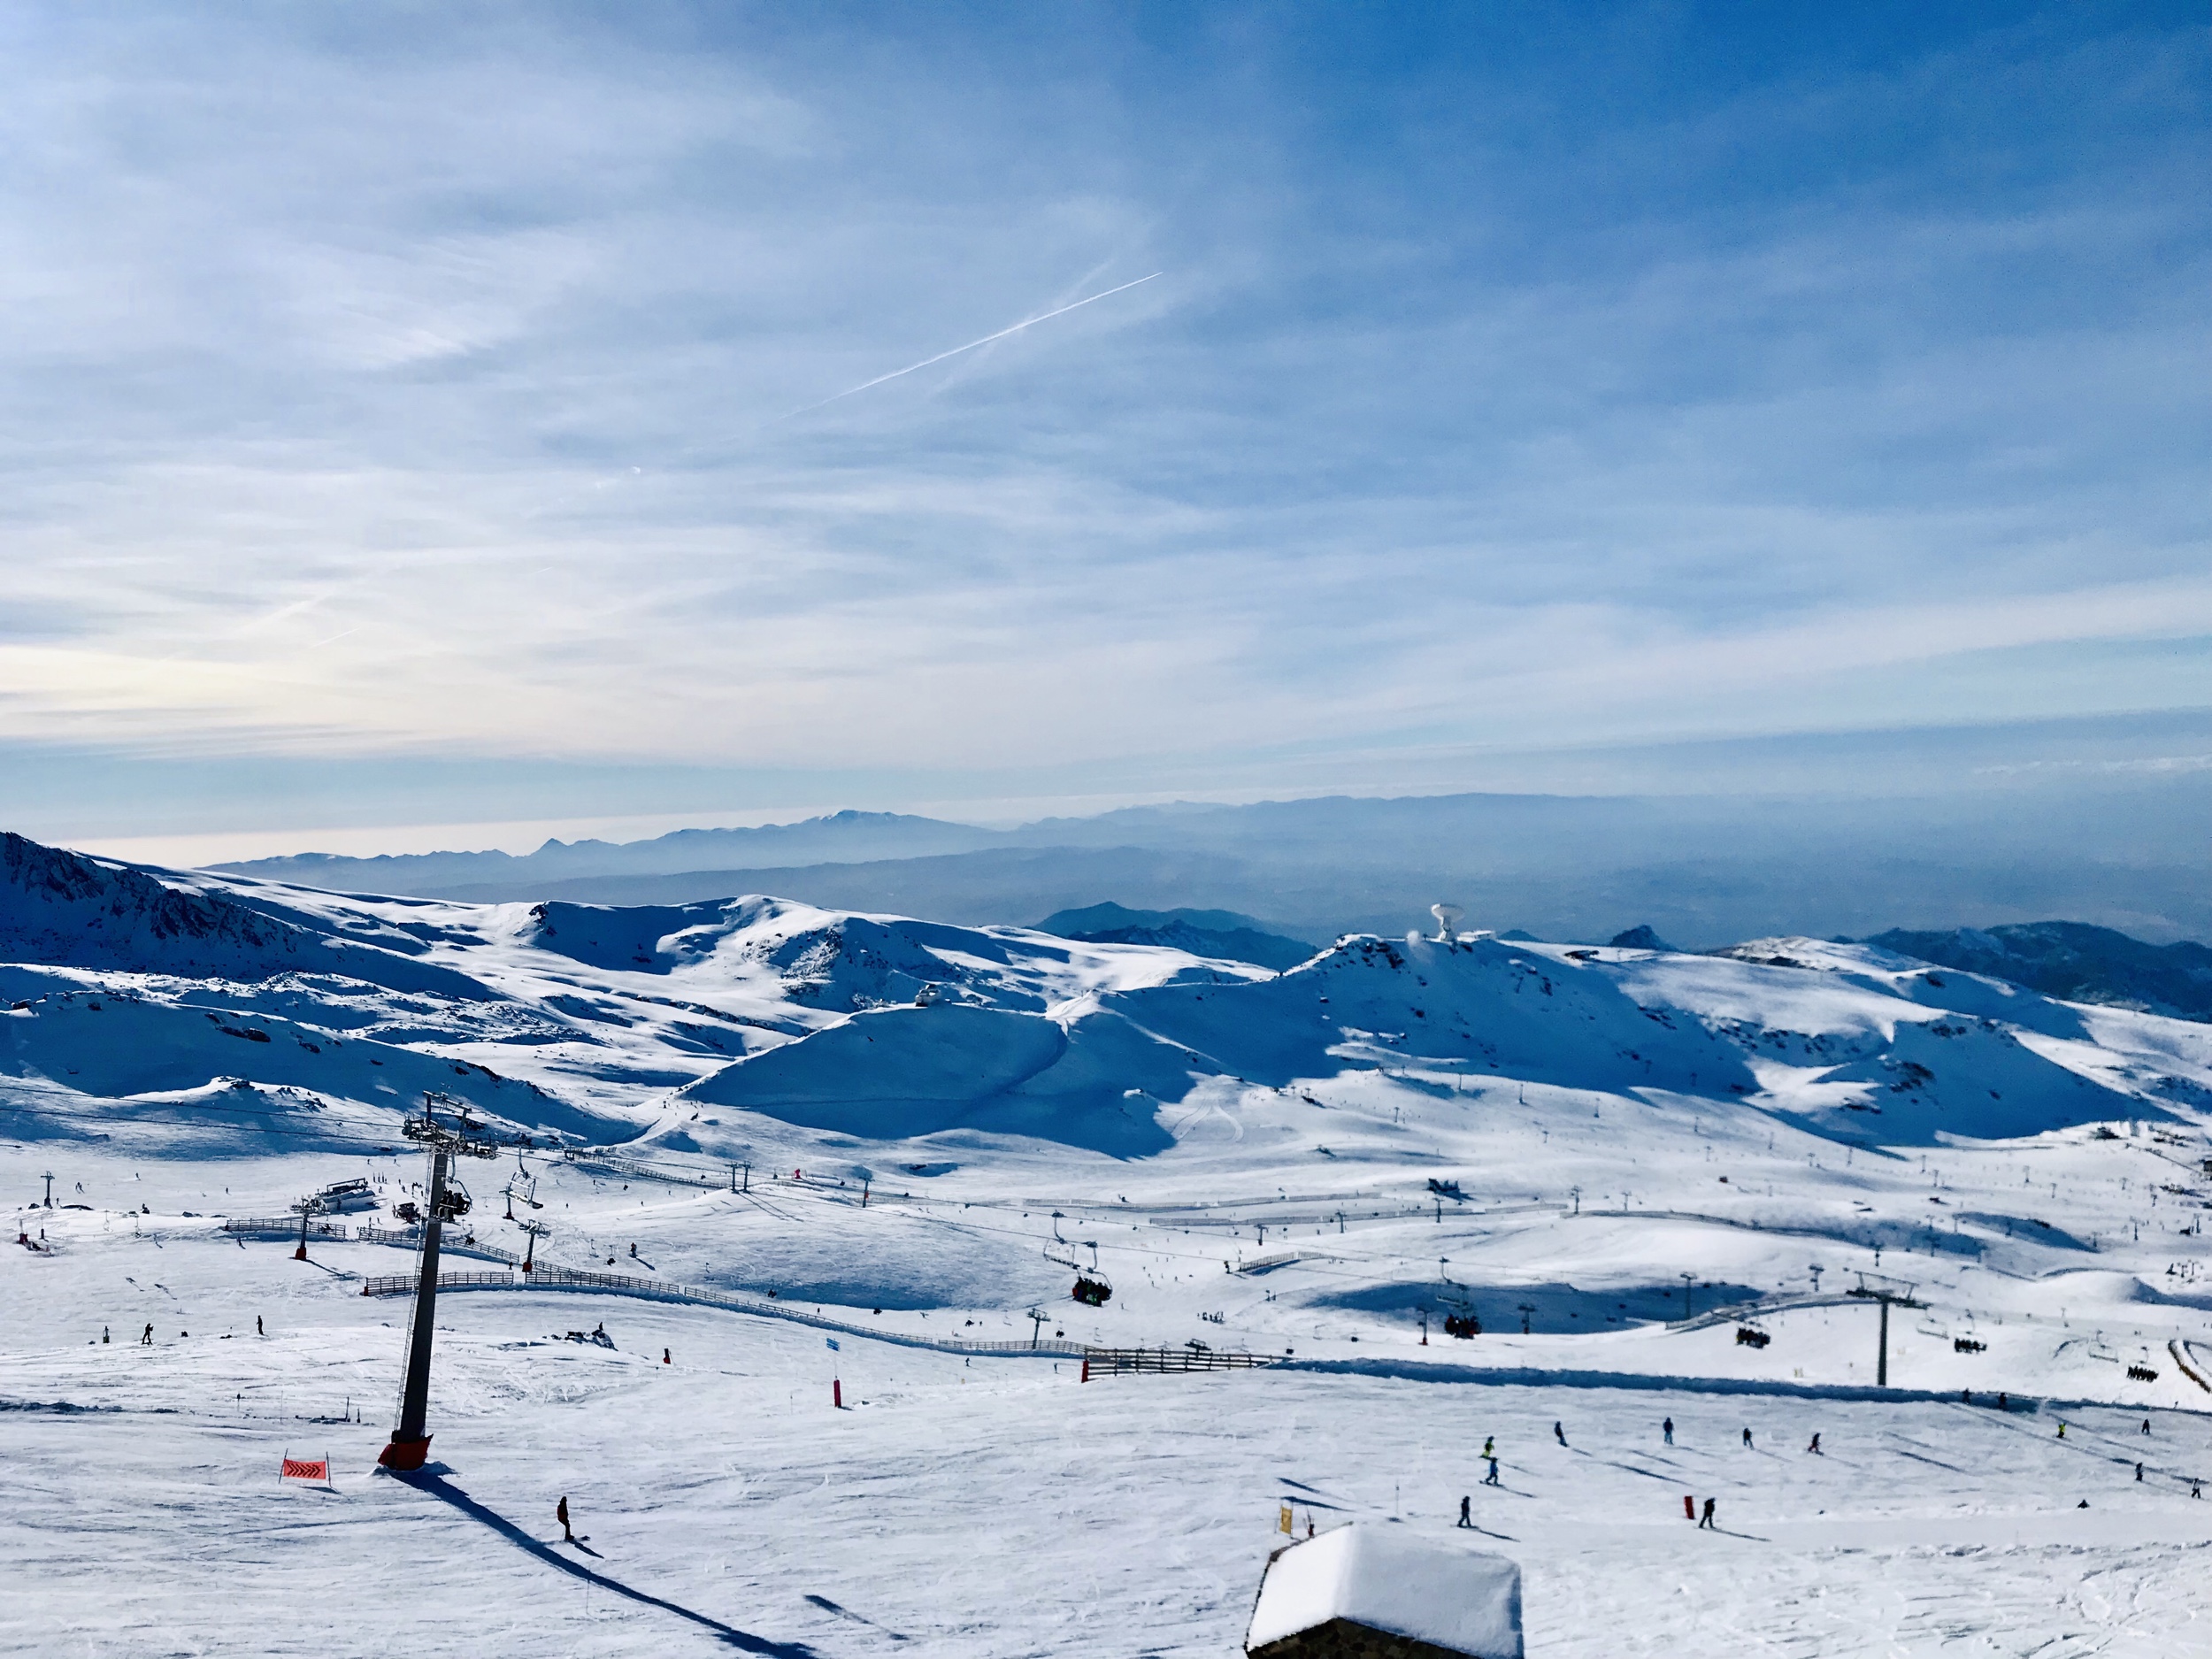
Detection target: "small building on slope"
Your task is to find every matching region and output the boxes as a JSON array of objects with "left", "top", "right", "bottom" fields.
[{"left": 1244, "top": 1524, "right": 1522, "bottom": 1659}]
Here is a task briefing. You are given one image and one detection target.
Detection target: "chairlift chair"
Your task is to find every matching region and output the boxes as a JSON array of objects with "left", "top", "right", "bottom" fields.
[
  {"left": 434, "top": 1178, "right": 472, "bottom": 1222},
  {"left": 1071, "top": 1271, "right": 1114, "bottom": 1307}
]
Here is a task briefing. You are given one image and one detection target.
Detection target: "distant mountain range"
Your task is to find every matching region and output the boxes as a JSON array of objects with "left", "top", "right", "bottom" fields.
[{"left": 211, "top": 782, "right": 2212, "bottom": 952}]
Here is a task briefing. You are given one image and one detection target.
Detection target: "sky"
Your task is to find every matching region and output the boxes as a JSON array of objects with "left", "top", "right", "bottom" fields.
[{"left": 2, "top": 3, "right": 2207, "bottom": 861}]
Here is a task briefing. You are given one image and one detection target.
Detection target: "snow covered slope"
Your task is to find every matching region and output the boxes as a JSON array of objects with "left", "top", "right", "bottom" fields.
[{"left": 11, "top": 832, "right": 2212, "bottom": 1655}]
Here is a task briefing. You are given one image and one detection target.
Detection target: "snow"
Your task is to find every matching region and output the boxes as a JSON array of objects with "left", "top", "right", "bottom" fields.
[
  {"left": 1246, "top": 1524, "right": 1522, "bottom": 1655},
  {"left": 8, "top": 834, "right": 2212, "bottom": 1653}
]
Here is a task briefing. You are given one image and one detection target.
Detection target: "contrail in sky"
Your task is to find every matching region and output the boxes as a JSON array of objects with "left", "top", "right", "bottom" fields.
[{"left": 779, "top": 272, "right": 1163, "bottom": 420}]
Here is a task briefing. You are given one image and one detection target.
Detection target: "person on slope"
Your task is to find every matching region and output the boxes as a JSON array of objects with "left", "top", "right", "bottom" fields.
[
  {"left": 1484, "top": 1455, "right": 1501, "bottom": 1486},
  {"left": 1698, "top": 1497, "right": 1717, "bottom": 1530},
  {"left": 1806, "top": 1433, "right": 1821, "bottom": 1455},
  {"left": 1741, "top": 1426, "right": 1754, "bottom": 1449},
  {"left": 1482, "top": 1435, "right": 1494, "bottom": 1460},
  {"left": 1663, "top": 1417, "right": 1674, "bottom": 1446},
  {"left": 1458, "top": 1495, "right": 1472, "bottom": 1527},
  {"left": 1554, "top": 1422, "right": 1567, "bottom": 1447},
  {"left": 558, "top": 1496, "right": 574, "bottom": 1543},
  {"left": 141, "top": 1323, "right": 153, "bottom": 1346}
]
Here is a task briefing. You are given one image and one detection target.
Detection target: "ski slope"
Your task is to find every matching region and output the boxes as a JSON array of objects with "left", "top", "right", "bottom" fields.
[{"left": 7, "top": 831, "right": 2212, "bottom": 1655}]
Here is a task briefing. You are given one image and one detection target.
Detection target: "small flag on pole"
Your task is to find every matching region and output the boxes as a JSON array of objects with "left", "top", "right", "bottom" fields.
[{"left": 826, "top": 1338, "right": 840, "bottom": 1351}]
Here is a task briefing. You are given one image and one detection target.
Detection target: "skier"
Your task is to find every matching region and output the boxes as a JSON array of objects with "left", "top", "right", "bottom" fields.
[
  {"left": 2141, "top": 1419, "right": 2152, "bottom": 1436},
  {"left": 1807, "top": 1433, "right": 1822, "bottom": 1455},
  {"left": 257, "top": 1316, "right": 264, "bottom": 1337},
  {"left": 1484, "top": 1455, "right": 1501, "bottom": 1486},
  {"left": 630, "top": 1242, "right": 638, "bottom": 1258},
  {"left": 1699, "top": 1497, "right": 1717, "bottom": 1530},
  {"left": 1663, "top": 1417, "right": 1673, "bottom": 1446},
  {"left": 2057, "top": 1422, "right": 2067, "bottom": 1439},
  {"left": 141, "top": 1323, "right": 153, "bottom": 1346},
  {"left": 663, "top": 1348, "right": 671, "bottom": 1365},
  {"left": 1458, "top": 1495, "right": 1472, "bottom": 1527},
  {"left": 102, "top": 1325, "right": 109, "bottom": 1344},
  {"left": 2136, "top": 1463, "right": 2144, "bottom": 1482},
  {"left": 1742, "top": 1426, "right": 1754, "bottom": 1448},
  {"left": 1482, "top": 1435, "right": 1494, "bottom": 1460},
  {"left": 558, "top": 1496, "right": 573, "bottom": 1542},
  {"left": 1554, "top": 1421, "right": 1566, "bottom": 1447}
]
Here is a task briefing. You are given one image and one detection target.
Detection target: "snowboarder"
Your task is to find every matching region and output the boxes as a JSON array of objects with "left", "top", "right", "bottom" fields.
[
  {"left": 1482, "top": 1435, "right": 1494, "bottom": 1459},
  {"left": 1458, "top": 1495, "right": 1472, "bottom": 1527},
  {"left": 1663, "top": 1417, "right": 1673, "bottom": 1445},
  {"left": 257, "top": 1316, "right": 264, "bottom": 1337},
  {"left": 630, "top": 1242, "right": 638, "bottom": 1258},
  {"left": 2141, "top": 1419, "right": 2152, "bottom": 1436},
  {"left": 1807, "top": 1433, "right": 1821, "bottom": 1455},
  {"left": 1699, "top": 1497, "right": 1717, "bottom": 1530},
  {"left": 2057, "top": 1422, "right": 2067, "bottom": 1439},
  {"left": 1742, "top": 1426, "right": 1754, "bottom": 1448},
  {"left": 2136, "top": 1463, "right": 2144, "bottom": 1482},
  {"left": 1483, "top": 1456, "right": 1501, "bottom": 1486},
  {"left": 557, "top": 1496, "right": 573, "bottom": 1542},
  {"left": 1553, "top": 1421, "right": 1566, "bottom": 1447}
]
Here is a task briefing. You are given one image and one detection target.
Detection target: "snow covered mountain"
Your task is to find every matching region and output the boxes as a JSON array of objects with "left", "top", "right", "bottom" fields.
[
  {"left": 13, "top": 829, "right": 2207, "bottom": 1162},
  {"left": 1866, "top": 920, "right": 2212, "bottom": 1023},
  {"left": 13, "top": 827, "right": 2212, "bottom": 1653}
]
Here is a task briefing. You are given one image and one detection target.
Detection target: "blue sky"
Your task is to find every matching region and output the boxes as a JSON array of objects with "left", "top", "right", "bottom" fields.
[{"left": 2, "top": 3, "right": 2206, "bottom": 860}]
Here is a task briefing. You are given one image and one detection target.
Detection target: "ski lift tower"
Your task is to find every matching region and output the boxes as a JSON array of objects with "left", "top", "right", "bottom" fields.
[
  {"left": 517, "top": 1217, "right": 550, "bottom": 1272},
  {"left": 376, "top": 1094, "right": 499, "bottom": 1471},
  {"left": 1845, "top": 1270, "right": 1924, "bottom": 1387}
]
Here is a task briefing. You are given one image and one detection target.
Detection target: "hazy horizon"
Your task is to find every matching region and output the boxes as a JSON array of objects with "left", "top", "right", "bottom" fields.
[{"left": 4, "top": 4, "right": 2205, "bottom": 861}]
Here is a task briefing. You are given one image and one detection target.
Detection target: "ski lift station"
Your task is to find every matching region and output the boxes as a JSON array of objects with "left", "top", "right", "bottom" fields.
[{"left": 1245, "top": 1525, "right": 1522, "bottom": 1658}]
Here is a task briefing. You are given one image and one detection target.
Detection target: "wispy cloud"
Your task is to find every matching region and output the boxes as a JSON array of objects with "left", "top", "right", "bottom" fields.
[{"left": 0, "top": 5, "right": 2204, "bottom": 838}]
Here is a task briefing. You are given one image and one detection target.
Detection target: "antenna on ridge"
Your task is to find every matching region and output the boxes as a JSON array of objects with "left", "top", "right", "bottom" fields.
[{"left": 1430, "top": 902, "right": 1464, "bottom": 943}]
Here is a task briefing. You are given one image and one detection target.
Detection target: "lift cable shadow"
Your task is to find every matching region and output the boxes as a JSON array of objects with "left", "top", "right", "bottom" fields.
[{"left": 394, "top": 1470, "right": 821, "bottom": 1656}]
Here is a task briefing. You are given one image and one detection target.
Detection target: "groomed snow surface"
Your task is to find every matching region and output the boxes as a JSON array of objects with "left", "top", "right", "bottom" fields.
[{"left": 7, "top": 847, "right": 2212, "bottom": 1654}]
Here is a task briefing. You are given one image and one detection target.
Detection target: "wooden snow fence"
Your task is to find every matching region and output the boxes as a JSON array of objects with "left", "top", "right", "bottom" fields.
[
  {"left": 361, "top": 1271, "right": 514, "bottom": 1296},
  {"left": 1081, "top": 1346, "right": 1279, "bottom": 1376},
  {"left": 222, "top": 1216, "right": 344, "bottom": 1240}
]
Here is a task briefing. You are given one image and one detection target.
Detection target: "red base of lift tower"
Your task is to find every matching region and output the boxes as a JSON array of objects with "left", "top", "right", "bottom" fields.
[{"left": 376, "top": 1434, "right": 433, "bottom": 1471}]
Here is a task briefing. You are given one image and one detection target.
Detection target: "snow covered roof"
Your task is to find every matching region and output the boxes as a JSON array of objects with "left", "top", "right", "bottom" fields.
[{"left": 1245, "top": 1524, "right": 1522, "bottom": 1657}]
